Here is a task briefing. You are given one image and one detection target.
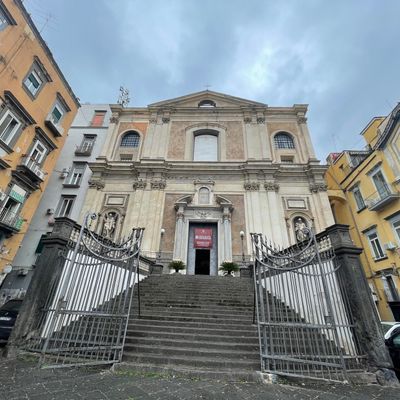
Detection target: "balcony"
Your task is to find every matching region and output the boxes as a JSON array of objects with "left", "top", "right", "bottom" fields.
[
  {"left": 45, "top": 115, "right": 64, "bottom": 137},
  {"left": 0, "top": 208, "right": 23, "bottom": 233},
  {"left": 19, "top": 156, "right": 46, "bottom": 181},
  {"left": 365, "top": 182, "right": 400, "bottom": 211},
  {"left": 75, "top": 143, "right": 94, "bottom": 156}
]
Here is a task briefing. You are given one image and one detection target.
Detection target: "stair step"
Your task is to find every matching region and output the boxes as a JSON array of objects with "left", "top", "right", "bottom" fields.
[
  {"left": 124, "top": 336, "right": 259, "bottom": 351},
  {"left": 122, "top": 352, "right": 260, "bottom": 370}
]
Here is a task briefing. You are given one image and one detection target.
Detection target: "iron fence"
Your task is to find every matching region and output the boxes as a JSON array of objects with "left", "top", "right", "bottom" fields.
[
  {"left": 251, "top": 228, "right": 366, "bottom": 382},
  {"left": 24, "top": 212, "right": 144, "bottom": 368}
]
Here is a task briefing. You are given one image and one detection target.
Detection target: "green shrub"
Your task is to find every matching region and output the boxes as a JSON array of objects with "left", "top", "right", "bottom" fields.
[
  {"left": 168, "top": 260, "right": 186, "bottom": 273},
  {"left": 219, "top": 261, "right": 240, "bottom": 276}
]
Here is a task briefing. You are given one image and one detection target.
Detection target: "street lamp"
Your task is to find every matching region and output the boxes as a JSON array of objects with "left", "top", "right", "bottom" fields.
[
  {"left": 240, "top": 230, "right": 245, "bottom": 264},
  {"left": 157, "top": 228, "right": 165, "bottom": 260}
]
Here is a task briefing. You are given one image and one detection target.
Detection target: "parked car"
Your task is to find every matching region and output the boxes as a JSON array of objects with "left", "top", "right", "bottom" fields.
[
  {"left": 0, "top": 299, "right": 23, "bottom": 346},
  {"left": 382, "top": 321, "right": 400, "bottom": 379}
]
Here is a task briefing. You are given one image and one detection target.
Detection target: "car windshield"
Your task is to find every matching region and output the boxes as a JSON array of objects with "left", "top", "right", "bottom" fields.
[{"left": 1, "top": 300, "right": 22, "bottom": 312}]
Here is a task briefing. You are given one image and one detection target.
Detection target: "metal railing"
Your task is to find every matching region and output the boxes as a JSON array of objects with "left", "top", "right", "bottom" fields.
[
  {"left": 20, "top": 156, "right": 45, "bottom": 180},
  {"left": 0, "top": 208, "right": 23, "bottom": 230},
  {"left": 75, "top": 143, "right": 94, "bottom": 156},
  {"left": 25, "top": 213, "right": 144, "bottom": 368},
  {"left": 365, "top": 182, "right": 399, "bottom": 209},
  {"left": 251, "top": 228, "right": 366, "bottom": 382}
]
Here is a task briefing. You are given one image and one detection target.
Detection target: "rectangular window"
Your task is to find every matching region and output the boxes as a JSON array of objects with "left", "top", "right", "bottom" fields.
[
  {"left": 352, "top": 186, "right": 365, "bottom": 210},
  {"left": 24, "top": 70, "right": 42, "bottom": 96},
  {"left": 51, "top": 104, "right": 63, "bottom": 124},
  {"left": 78, "top": 135, "right": 96, "bottom": 153},
  {"left": 367, "top": 230, "right": 385, "bottom": 260},
  {"left": 0, "top": 110, "right": 21, "bottom": 145},
  {"left": 28, "top": 140, "right": 47, "bottom": 165},
  {"left": 65, "top": 163, "right": 85, "bottom": 186},
  {"left": 56, "top": 196, "right": 76, "bottom": 217},
  {"left": 91, "top": 110, "right": 106, "bottom": 127},
  {"left": 371, "top": 170, "right": 390, "bottom": 198},
  {"left": 390, "top": 217, "right": 400, "bottom": 244},
  {"left": 120, "top": 154, "right": 133, "bottom": 161},
  {"left": 0, "top": 9, "right": 8, "bottom": 30},
  {"left": 281, "top": 156, "right": 294, "bottom": 164}
]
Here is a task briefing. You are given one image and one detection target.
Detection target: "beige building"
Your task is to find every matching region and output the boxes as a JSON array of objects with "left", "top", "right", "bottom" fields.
[{"left": 81, "top": 91, "right": 334, "bottom": 274}]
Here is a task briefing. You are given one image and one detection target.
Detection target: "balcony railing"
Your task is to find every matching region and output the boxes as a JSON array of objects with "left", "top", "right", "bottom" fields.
[
  {"left": 0, "top": 208, "right": 23, "bottom": 231},
  {"left": 365, "top": 182, "right": 400, "bottom": 211},
  {"left": 75, "top": 143, "right": 94, "bottom": 156},
  {"left": 20, "top": 156, "right": 45, "bottom": 181}
]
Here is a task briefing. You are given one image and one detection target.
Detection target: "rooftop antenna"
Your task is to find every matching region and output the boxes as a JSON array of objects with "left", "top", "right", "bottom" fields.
[
  {"left": 204, "top": 84, "right": 211, "bottom": 91},
  {"left": 118, "top": 86, "right": 130, "bottom": 107}
]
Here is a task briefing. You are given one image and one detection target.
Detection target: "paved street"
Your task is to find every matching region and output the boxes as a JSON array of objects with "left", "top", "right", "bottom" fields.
[{"left": 0, "top": 357, "right": 398, "bottom": 400}]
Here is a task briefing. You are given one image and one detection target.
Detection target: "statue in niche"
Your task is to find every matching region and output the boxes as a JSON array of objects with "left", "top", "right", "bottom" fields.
[
  {"left": 294, "top": 217, "right": 309, "bottom": 242},
  {"left": 102, "top": 212, "right": 118, "bottom": 239}
]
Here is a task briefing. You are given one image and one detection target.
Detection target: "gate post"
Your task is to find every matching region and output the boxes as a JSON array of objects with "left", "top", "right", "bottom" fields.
[
  {"left": 325, "top": 224, "right": 397, "bottom": 384},
  {"left": 6, "top": 217, "right": 76, "bottom": 358}
]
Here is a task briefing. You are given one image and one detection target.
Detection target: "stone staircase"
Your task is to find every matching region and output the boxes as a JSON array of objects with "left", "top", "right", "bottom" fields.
[{"left": 122, "top": 274, "right": 260, "bottom": 381}]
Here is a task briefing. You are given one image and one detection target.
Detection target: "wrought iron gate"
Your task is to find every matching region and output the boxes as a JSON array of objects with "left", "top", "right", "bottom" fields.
[
  {"left": 25, "top": 213, "right": 144, "bottom": 368},
  {"left": 251, "top": 228, "right": 365, "bottom": 382}
]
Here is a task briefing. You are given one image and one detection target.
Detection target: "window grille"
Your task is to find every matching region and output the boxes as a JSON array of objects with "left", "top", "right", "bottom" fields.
[
  {"left": 274, "top": 133, "right": 295, "bottom": 149},
  {"left": 120, "top": 132, "right": 140, "bottom": 147}
]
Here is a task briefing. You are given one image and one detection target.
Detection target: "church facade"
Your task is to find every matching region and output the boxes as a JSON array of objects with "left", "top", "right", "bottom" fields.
[{"left": 81, "top": 91, "right": 334, "bottom": 274}]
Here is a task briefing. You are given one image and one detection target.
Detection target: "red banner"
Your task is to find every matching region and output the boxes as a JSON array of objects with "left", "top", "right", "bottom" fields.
[{"left": 194, "top": 228, "right": 213, "bottom": 248}]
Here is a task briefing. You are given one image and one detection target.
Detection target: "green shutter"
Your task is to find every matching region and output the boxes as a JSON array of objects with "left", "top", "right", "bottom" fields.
[{"left": 14, "top": 217, "right": 23, "bottom": 230}]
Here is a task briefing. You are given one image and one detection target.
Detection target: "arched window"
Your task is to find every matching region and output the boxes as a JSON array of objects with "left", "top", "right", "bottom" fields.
[
  {"left": 194, "top": 133, "right": 218, "bottom": 161},
  {"left": 274, "top": 132, "right": 295, "bottom": 149},
  {"left": 120, "top": 131, "right": 140, "bottom": 147},
  {"left": 198, "top": 99, "right": 216, "bottom": 108},
  {"left": 198, "top": 187, "right": 210, "bottom": 204}
]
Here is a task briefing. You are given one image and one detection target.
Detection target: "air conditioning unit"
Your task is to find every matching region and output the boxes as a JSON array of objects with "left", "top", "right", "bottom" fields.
[
  {"left": 35, "top": 169, "right": 46, "bottom": 180},
  {"left": 384, "top": 242, "right": 397, "bottom": 251},
  {"left": 0, "top": 191, "right": 6, "bottom": 202},
  {"left": 60, "top": 168, "right": 69, "bottom": 178},
  {"left": 18, "top": 268, "right": 28, "bottom": 276}
]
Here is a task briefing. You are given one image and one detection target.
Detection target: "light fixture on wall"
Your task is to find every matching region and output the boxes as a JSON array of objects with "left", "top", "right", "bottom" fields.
[{"left": 240, "top": 230, "right": 245, "bottom": 264}]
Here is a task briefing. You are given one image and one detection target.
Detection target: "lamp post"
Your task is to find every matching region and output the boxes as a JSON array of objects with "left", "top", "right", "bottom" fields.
[
  {"left": 157, "top": 228, "right": 165, "bottom": 260},
  {"left": 240, "top": 230, "right": 245, "bottom": 264}
]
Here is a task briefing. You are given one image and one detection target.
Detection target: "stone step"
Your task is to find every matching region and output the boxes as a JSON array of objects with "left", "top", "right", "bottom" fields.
[
  {"left": 124, "top": 336, "right": 259, "bottom": 352},
  {"left": 127, "top": 321, "right": 257, "bottom": 336},
  {"left": 131, "top": 308, "right": 254, "bottom": 319},
  {"left": 125, "top": 329, "right": 258, "bottom": 343},
  {"left": 135, "top": 313, "right": 254, "bottom": 325},
  {"left": 122, "top": 351, "right": 260, "bottom": 370},
  {"left": 132, "top": 301, "right": 255, "bottom": 312},
  {"left": 113, "top": 362, "right": 261, "bottom": 383}
]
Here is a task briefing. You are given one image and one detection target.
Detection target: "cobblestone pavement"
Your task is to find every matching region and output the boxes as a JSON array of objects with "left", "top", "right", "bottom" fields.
[{"left": 0, "top": 357, "right": 399, "bottom": 400}]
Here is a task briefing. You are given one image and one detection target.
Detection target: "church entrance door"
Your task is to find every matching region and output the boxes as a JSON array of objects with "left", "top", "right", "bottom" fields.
[
  {"left": 195, "top": 249, "right": 210, "bottom": 274},
  {"left": 187, "top": 223, "right": 218, "bottom": 275}
]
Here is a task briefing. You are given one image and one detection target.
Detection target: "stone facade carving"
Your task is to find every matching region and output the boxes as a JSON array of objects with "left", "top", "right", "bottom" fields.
[
  {"left": 264, "top": 181, "right": 280, "bottom": 191},
  {"left": 309, "top": 183, "right": 328, "bottom": 193},
  {"left": 256, "top": 117, "right": 265, "bottom": 124},
  {"left": 243, "top": 117, "right": 252, "bottom": 124},
  {"left": 88, "top": 179, "right": 105, "bottom": 190},
  {"left": 162, "top": 117, "right": 170, "bottom": 124},
  {"left": 132, "top": 179, "right": 147, "bottom": 190},
  {"left": 151, "top": 179, "right": 167, "bottom": 190},
  {"left": 297, "top": 116, "right": 307, "bottom": 124},
  {"left": 195, "top": 210, "right": 211, "bottom": 219},
  {"left": 244, "top": 181, "right": 260, "bottom": 191},
  {"left": 109, "top": 113, "right": 119, "bottom": 124}
]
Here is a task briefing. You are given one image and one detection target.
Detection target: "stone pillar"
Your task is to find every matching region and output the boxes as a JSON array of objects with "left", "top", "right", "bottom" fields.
[
  {"left": 326, "top": 224, "right": 397, "bottom": 385},
  {"left": 223, "top": 206, "right": 232, "bottom": 261},
  {"left": 173, "top": 206, "right": 185, "bottom": 261},
  {"left": 6, "top": 218, "right": 76, "bottom": 357}
]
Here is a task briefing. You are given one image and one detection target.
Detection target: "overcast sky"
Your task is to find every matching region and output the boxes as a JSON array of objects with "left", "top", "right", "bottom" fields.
[{"left": 25, "top": 0, "right": 400, "bottom": 160}]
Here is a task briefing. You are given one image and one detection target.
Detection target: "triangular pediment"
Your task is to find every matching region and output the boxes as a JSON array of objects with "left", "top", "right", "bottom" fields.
[{"left": 148, "top": 90, "right": 267, "bottom": 109}]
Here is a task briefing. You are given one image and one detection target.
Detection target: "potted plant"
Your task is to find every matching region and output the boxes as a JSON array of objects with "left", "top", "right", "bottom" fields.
[
  {"left": 219, "top": 261, "right": 240, "bottom": 276},
  {"left": 168, "top": 260, "right": 185, "bottom": 274}
]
